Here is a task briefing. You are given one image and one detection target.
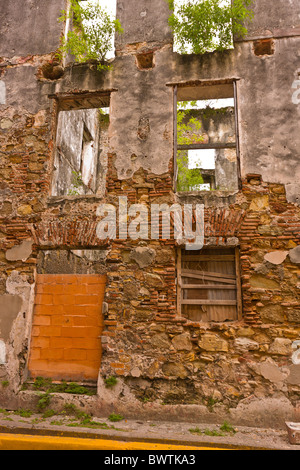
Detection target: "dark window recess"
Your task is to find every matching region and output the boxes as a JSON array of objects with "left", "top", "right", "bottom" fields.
[
  {"left": 177, "top": 247, "right": 242, "bottom": 322},
  {"left": 136, "top": 52, "right": 154, "bottom": 70},
  {"left": 253, "top": 39, "right": 275, "bottom": 56}
]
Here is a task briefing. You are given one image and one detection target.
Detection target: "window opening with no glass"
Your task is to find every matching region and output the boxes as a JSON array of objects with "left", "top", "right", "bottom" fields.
[
  {"left": 51, "top": 92, "right": 111, "bottom": 197},
  {"left": 174, "top": 80, "right": 240, "bottom": 193}
]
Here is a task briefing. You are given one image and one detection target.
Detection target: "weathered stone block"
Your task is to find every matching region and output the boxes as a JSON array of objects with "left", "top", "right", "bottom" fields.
[
  {"left": 234, "top": 337, "right": 259, "bottom": 352},
  {"left": 144, "top": 272, "right": 163, "bottom": 287},
  {"left": 289, "top": 246, "right": 300, "bottom": 265},
  {"left": 150, "top": 333, "right": 170, "bottom": 349},
  {"left": 250, "top": 274, "right": 280, "bottom": 290},
  {"left": 162, "top": 362, "right": 188, "bottom": 379},
  {"left": 259, "top": 362, "right": 286, "bottom": 383},
  {"left": 198, "top": 334, "right": 228, "bottom": 353},
  {"left": 286, "top": 365, "right": 300, "bottom": 385},
  {"left": 130, "top": 246, "right": 156, "bottom": 268},
  {"left": 171, "top": 333, "right": 192, "bottom": 351},
  {"left": 249, "top": 195, "right": 269, "bottom": 211},
  {"left": 258, "top": 304, "right": 285, "bottom": 324},
  {"left": 269, "top": 338, "right": 292, "bottom": 356},
  {"left": 17, "top": 204, "right": 32, "bottom": 216}
]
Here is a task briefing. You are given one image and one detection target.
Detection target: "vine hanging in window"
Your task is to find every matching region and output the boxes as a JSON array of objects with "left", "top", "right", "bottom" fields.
[
  {"left": 168, "top": 0, "right": 254, "bottom": 55},
  {"left": 59, "top": 0, "right": 123, "bottom": 71}
]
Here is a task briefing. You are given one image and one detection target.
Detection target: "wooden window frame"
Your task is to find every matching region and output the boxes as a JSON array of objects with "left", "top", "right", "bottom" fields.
[
  {"left": 177, "top": 247, "right": 242, "bottom": 321},
  {"left": 171, "top": 79, "right": 242, "bottom": 192}
]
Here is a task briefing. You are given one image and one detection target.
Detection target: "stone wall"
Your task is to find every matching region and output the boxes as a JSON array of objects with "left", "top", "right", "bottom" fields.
[
  {"left": 98, "top": 174, "right": 300, "bottom": 421},
  {"left": 0, "top": 0, "right": 299, "bottom": 427},
  {"left": 25, "top": 166, "right": 300, "bottom": 426}
]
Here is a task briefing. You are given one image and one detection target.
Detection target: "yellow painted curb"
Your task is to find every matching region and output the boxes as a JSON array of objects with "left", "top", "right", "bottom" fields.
[{"left": 0, "top": 433, "right": 226, "bottom": 450}]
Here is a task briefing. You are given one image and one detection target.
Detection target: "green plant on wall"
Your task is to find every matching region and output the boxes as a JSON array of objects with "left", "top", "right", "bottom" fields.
[
  {"left": 59, "top": 0, "right": 123, "bottom": 71},
  {"left": 68, "top": 170, "right": 84, "bottom": 196},
  {"left": 168, "top": 0, "right": 254, "bottom": 55},
  {"left": 176, "top": 101, "right": 204, "bottom": 191}
]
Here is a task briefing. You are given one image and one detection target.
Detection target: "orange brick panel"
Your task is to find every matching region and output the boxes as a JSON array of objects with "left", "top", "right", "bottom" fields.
[{"left": 28, "top": 274, "right": 106, "bottom": 382}]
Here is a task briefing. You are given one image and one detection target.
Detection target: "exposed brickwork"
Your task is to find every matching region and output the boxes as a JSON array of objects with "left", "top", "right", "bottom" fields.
[
  {"left": 28, "top": 274, "right": 106, "bottom": 382},
  {"left": 23, "top": 166, "right": 300, "bottom": 410}
]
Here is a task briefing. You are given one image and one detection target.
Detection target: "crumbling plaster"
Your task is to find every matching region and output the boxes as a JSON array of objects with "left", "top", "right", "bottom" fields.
[
  {"left": 0, "top": 271, "right": 35, "bottom": 388},
  {"left": 2, "top": 0, "right": 299, "bottom": 200},
  {"left": 49, "top": 34, "right": 300, "bottom": 202}
]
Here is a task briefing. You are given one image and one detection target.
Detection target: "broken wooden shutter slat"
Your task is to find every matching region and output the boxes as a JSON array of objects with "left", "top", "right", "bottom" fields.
[
  {"left": 177, "top": 143, "right": 236, "bottom": 150},
  {"left": 181, "top": 273, "right": 236, "bottom": 285},
  {"left": 181, "top": 299, "right": 237, "bottom": 306},
  {"left": 182, "top": 255, "right": 235, "bottom": 261},
  {"left": 183, "top": 284, "right": 236, "bottom": 290}
]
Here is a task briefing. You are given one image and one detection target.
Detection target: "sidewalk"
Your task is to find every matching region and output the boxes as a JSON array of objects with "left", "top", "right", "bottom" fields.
[{"left": 0, "top": 411, "right": 298, "bottom": 450}]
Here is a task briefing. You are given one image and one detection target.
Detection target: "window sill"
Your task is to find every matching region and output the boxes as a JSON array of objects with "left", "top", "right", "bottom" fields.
[
  {"left": 176, "top": 189, "right": 238, "bottom": 206},
  {"left": 47, "top": 194, "right": 104, "bottom": 206}
]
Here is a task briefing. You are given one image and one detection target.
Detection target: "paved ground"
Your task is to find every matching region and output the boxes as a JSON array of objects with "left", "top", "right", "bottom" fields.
[{"left": 0, "top": 410, "right": 298, "bottom": 450}]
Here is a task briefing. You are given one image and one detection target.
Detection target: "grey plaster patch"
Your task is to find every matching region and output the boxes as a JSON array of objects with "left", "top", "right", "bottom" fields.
[
  {"left": 0, "top": 0, "right": 65, "bottom": 57},
  {"left": 0, "top": 295, "right": 22, "bottom": 341},
  {"left": 130, "top": 246, "right": 156, "bottom": 268},
  {"left": 286, "top": 365, "right": 300, "bottom": 385},
  {"left": 285, "top": 183, "right": 300, "bottom": 205},
  {"left": 3, "top": 66, "right": 52, "bottom": 114},
  {"left": 289, "top": 245, "right": 300, "bottom": 264},
  {"left": 259, "top": 362, "right": 286, "bottom": 384},
  {"left": 6, "top": 239, "right": 33, "bottom": 262}
]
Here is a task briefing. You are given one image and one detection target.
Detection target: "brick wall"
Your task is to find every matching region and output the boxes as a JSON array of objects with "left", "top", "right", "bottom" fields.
[{"left": 28, "top": 274, "right": 106, "bottom": 382}]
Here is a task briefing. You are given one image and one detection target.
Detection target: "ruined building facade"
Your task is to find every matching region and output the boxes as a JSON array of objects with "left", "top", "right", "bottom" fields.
[{"left": 0, "top": 0, "right": 299, "bottom": 427}]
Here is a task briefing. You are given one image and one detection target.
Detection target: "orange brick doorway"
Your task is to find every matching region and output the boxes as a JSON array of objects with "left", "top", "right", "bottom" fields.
[{"left": 28, "top": 274, "right": 106, "bottom": 382}]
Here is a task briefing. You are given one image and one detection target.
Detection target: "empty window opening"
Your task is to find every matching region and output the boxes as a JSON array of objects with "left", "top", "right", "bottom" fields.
[
  {"left": 81, "top": 125, "right": 95, "bottom": 187},
  {"left": 51, "top": 96, "right": 110, "bottom": 197},
  {"left": 174, "top": 82, "right": 240, "bottom": 192},
  {"left": 177, "top": 247, "right": 242, "bottom": 322},
  {"left": 187, "top": 149, "right": 216, "bottom": 191}
]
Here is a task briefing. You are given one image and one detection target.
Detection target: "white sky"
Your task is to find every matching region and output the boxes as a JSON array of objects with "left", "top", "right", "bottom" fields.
[
  {"left": 188, "top": 149, "right": 216, "bottom": 170},
  {"left": 80, "top": 0, "right": 116, "bottom": 16},
  {"left": 79, "top": 0, "right": 117, "bottom": 58},
  {"left": 180, "top": 98, "right": 234, "bottom": 109},
  {"left": 98, "top": 0, "right": 117, "bottom": 16}
]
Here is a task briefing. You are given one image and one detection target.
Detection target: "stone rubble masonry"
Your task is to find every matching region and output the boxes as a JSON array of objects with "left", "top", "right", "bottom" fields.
[{"left": 0, "top": 0, "right": 299, "bottom": 427}]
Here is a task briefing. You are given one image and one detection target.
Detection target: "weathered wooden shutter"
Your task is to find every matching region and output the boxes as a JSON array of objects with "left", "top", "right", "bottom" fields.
[{"left": 178, "top": 247, "right": 242, "bottom": 322}]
